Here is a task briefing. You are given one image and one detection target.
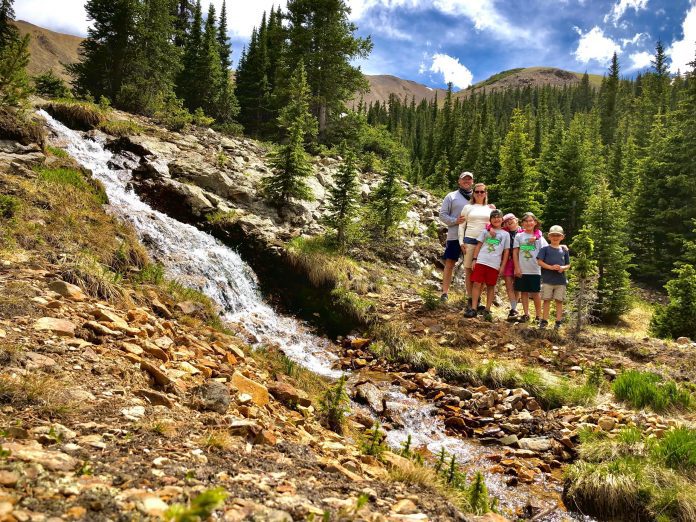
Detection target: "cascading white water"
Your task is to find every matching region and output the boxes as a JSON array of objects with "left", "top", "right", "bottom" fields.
[
  {"left": 40, "top": 110, "right": 340, "bottom": 378},
  {"left": 40, "top": 111, "right": 588, "bottom": 521}
]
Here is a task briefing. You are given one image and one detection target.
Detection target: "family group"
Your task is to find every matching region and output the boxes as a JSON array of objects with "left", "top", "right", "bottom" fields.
[{"left": 438, "top": 171, "right": 571, "bottom": 329}]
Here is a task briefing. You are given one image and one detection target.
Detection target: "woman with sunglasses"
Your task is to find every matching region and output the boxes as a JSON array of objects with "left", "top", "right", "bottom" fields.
[{"left": 458, "top": 183, "right": 494, "bottom": 310}]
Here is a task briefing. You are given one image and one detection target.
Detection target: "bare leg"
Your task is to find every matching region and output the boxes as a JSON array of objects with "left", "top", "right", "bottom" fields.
[
  {"left": 542, "top": 300, "right": 551, "bottom": 321},
  {"left": 442, "top": 259, "right": 456, "bottom": 295},
  {"left": 555, "top": 300, "right": 564, "bottom": 321},
  {"left": 532, "top": 293, "right": 542, "bottom": 318},
  {"left": 465, "top": 267, "right": 473, "bottom": 298},
  {"left": 521, "top": 292, "right": 530, "bottom": 315},
  {"left": 470, "top": 282, "right": 483, "bottom": 310},
  {"left": 486, "top": 285, "right": 496, "bottom": 310}
]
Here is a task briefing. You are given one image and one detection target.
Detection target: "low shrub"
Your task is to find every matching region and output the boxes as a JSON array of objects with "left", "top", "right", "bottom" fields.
[
  {"left": 33, "top": 70, "right": 70, "bottom": 98},
  {"left": 164, "top": 487, "right": 228, "bottom": 522},
  {"left": 0, "top": 194, "right": 19, "bottom": 219},
  {"left": 319, "top": 375, "right": 350, "bottom": 434},
  {"left": 612, "top": 370, "right": 693, "bottom": 412},
  {"left": 43, "top": 99, "right": 106, "bottom": 131},
  {"left": 650, "top": 264, "right": 696, "bottom": 341}
]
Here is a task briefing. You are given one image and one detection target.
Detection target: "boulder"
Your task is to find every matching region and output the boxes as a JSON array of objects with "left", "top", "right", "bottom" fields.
[
  {"left": 192, "top": 381, "right": 231, "bottom": 414},
  {"left": 230, "top": 371, "right": 269, "bottom": 407},
  {"left": 268, "top": 381, "right": 311, "bottom": 408},
  {"left": 48, "top": 280, "right": 87, "bottom": 301},
  {"left": 33, "top": 317, "right": 76, "bottom": 337},
  {"left": 355, "top": 382, "right": 385, "bottom": 413},
  {"left": 518, "top": 437, "right": 552, "bottom": 452}
]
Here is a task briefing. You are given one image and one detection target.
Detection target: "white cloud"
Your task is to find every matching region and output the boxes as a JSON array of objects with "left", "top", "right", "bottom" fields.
[
  {"left": 347, "top": 0, "right": 534, "bottom": 43},
  {"left": 627, "top": 51, "right": 652, "bottom": 70},
  {"left": 604, "top": 0, "right": 649, "bottom": 27},
  {"left": 429, "top": 53, "right": 473, "bottom": 88},
  {"left": 621, "top": 32, "right": 648, "bottom": 48},
  {"left": 574, "top": 26, "right": 622, "bottom": 65},
  {"left": 14, "top": 0, "right": 287, "bottom": 39},
  {"left": 15, "top": 0, "right": 89, "bottom": 36},
  {"left": 667, "top": 4, "right": 696, "bottom": 74}
]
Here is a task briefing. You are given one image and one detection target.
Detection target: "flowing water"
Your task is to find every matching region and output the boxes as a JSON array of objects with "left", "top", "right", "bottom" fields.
[{"left": 40, "top": 111, "right": 588, "bottom": 521}]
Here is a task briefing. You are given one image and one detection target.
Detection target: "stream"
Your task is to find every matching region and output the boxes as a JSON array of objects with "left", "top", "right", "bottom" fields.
[{"left": 40, "top": 111, "right": 589, "bottom": 521}]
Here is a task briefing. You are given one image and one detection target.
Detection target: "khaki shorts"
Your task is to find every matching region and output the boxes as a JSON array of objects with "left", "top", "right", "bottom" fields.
[
  {"left": 462, "top": 242, "right": 477, "bottom": 269},
  {"left": 541, "top": 284, "right": 566, "bottom": 302}
]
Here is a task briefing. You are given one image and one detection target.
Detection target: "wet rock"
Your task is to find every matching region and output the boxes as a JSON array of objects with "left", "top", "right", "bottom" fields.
[
  {"left": 48, "top": 280, "right": 87, "bottom": 301},
  {"left": 230, "top": 372, "right": 269, "bottom": 407},
  {"left": 268, "top": 381, "right": 311, "bottom": 408},
  {"left": 192, "top": 381, "right": 231, "bottom": 414},
  {"left": 355, "top": 382, "right": 385, "bottom": 413},
  {"left": 33, "top": 317, "right": 76, "bottom": 337}
]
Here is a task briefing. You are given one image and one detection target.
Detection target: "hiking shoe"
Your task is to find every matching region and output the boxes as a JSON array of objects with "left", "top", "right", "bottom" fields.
[
  {"left": 538, "top": 319, "right": 549, "bottom": 329},
  {"left": 493, "top": 296, "right": 502, "bottom": 307},
  {"left": 466, "top": 297, "right": 472, "bottom": 309},
  {"left": 554, "top": 320, "right": 563, "bottom": 330},
  {"left": 508, "top": 309, "right": 519, "bottom": 318},
  {"left": 519, "top": 314, "right": 530, "bottom": 323},
  {"left": 464, "top": 308, "right": 477, "bottom": 318},
  {"left": 440, "top": 293, "right": 449, "bottom": 303},
  {"left": 483, "top": 310, "right": 493, "bottom": 322},
  {"left": 476, "top": 305, "right": 486, "bottom": 315}
]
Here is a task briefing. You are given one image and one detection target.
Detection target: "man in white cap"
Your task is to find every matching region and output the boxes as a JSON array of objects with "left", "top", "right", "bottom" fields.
[{"left": 438, "top": 171, "right": 474, "bottom": 302}]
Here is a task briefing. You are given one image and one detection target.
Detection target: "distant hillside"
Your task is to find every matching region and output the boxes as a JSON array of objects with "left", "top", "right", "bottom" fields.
[
  {"left": 456, "top": 66, "right": 604, "bottom": 99},
  {"left": 353, "top": 75, "right": 448, "bottom": 107},
  {"left": 13, "top": 20, "right": 82, "bottom": 82}
]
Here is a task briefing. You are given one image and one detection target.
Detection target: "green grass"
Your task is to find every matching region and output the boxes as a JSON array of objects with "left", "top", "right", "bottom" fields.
[
  {"left": 36, "top": 167, "right": 108, "bottom": 204},
  {"left": 99, "top": 118, "right": 144, "bottom": 137},
  {"left": 0, "top": 194, "right": 19, "bottom": 219},
  {"left": 612, "top": 370, "right": 693, "bottom": 412},
  {"left": 45, "top": 145, "right": 69, "bottom": 158},
  {"left": 565, "top": 426, "right": 696, "bottom": 520}
]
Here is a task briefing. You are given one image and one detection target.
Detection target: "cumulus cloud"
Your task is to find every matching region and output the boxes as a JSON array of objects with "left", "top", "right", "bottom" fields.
[
  {"left": 429, "top": 53, "right": 473, "bottom": 89},
  {"left": 621, "top": 32, "right": 648, "bottom": 48},
  {"left": 573, "top": 26, "right": 621, "bottom": 65},
  {"left": 627, "top": 51, "right": 652, "bottom": 70},
  {"left": 604, "top": 0, "right": 649, "bottom": 27},
  {"left": 667, "top": 4, "right": 696, "bottom": 74}
]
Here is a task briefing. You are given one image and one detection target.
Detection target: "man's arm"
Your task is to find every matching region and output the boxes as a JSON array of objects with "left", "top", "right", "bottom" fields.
[{"left": 440, "top": 193, "right": 466, "bottom": 228}]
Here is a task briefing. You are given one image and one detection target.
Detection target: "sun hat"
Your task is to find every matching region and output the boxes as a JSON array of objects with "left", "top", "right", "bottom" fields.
[
  {"left": 458, "top": 171, "right": 474, "bottom": 180},
  {"left": 548, "top": 225, "right": 565, "bottom": 236},
  {"left": 502, "top": 213, "right": 517, "bottom": 222}
]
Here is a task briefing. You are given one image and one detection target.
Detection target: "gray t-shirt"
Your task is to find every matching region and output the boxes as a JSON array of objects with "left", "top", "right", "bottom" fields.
[
  {"left": 439, "top": 190, "right": 472, "bottom": 241},
  {"left": 476, "top": 229, "right": 511, "bottom": 270},
  {"left": 538, "top": 245, "right": 570, "bottom": 285},
  {"left": 513, "top": 231, "right": 548, "bottom": 275}
]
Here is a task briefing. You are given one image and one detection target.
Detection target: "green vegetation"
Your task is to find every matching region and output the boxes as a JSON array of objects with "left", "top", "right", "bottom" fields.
[
  {"left": 33, "top": 70, "right": 70, "bottom": 98},
  {"left": 419, "top": 287, "right": 440, "bottom": 311},
  {"left": 164, "top": 487, "right": 228, "bottom": 522},
  {"left": 565, "top": 426, "right": 696, "bottom": 521},
  {"left": 324, "top": 147, "right": 360, "bottom": 249},
  {"left": 98, "top": 118, "right": 144, "bottom": 137},
  {"left": 359, "top": 422, "right": 388, "bottom": 459},
  {"left": 0, "top": 193, "right": 19, "bottom": 219},
  {"left": 36, "top": 167, "right": 108, "bottom": 204},
  {"left": 650, "top": 264, "right": 696, "bottom": 340},
  {"left": 612, "top": 370, "right": 692, "bottom": 412},
  {"left": 45, "top": 145, "right": 69, "bottom": 158},
  {"left": 319, "top": 375, "right": 350, "bottom": 434},
  {"left": 473, "top": 68, "right": 525, "bottom": 88},
  {"left": 0, "top": 107, "right": 46, "bottom": 147},
  {"left": 43, "top": 99, "right": 107, "bottom": 131}
]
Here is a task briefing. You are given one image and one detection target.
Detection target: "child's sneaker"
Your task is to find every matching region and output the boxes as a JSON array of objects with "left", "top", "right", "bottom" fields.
[
  {"left": 507, "top": 309, "right": 518, "bottom": 319},
  {"left": 440, "top": 293, "right": 448, "bottom": 303},
  {"left": 476, "top": 305, "right": 486, "bottom": 315},
  {"left": 519, "top": 314, "right": 530, "bottom": 323},
  {"left": 483, "top": 310, "right": 493, "bottom": 322},
  {"left": 554, "top": 319, "right": 563, "bottom": 330},
  {"left": 464, "top": 308, "right": 477, "bottom": 318},
  {"left": 538, "top": 319, "right": 549, "bottom": 329}
]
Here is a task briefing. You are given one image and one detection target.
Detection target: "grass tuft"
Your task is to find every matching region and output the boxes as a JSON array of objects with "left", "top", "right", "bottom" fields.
[
  {"left": 43, "top": 99, "right": 106, "bottom": 131},
  {"left": 98, "top": 118, "right": 144, "bottom": 137},
  {"left": 612, "top": 370, "right": 693, "bottom": 412},
  {"left": 0, "top": 373, "right": 77, "bottom": 418}
]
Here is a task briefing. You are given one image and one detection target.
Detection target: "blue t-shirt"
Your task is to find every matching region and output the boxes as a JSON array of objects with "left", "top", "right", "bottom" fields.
[{"left": 537, "top": 245, "right": 570, "bottom": 285}]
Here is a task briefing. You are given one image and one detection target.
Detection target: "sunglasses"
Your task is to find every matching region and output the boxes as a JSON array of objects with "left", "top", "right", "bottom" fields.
[{"left": 474, "top": 190, "right": 486, "bottom": 194}]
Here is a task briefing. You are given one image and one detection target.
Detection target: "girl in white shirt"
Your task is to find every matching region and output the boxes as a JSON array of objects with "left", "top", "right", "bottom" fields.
[{"left": 458, "top": 183, "right": 491, "bottom": 306}]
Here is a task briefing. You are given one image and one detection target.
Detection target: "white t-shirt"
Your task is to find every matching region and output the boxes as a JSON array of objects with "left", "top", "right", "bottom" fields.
[
  {"left": 458, "top": 204, "right": 491, "bottom": 243},
  {"left": 513, "top": 231, "right": 548, "bottom": 275},
  {"left": 475, "top": 229, "right": 510, "bottom": 270}
]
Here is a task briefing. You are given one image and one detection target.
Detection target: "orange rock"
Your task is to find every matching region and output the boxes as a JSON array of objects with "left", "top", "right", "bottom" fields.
[{"left": 230, "top": 372, "right": 269, "bottom": 407}]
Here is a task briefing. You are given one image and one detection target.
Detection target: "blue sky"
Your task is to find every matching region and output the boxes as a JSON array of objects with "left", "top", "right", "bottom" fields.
[{"left": 14, "top": 0, "right": 696, "bottom": 89}]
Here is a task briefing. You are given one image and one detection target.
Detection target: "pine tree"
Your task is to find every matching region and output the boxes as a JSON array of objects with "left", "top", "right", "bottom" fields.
[
  {"left": 569, "top": 227, "right": 598, "bottom": 334},
  {"left": 262, "top": 61, "right": 315, "bottom": 205},
  {"left": 324, "top": 146, "right": 360, "bottom": 248},
  {"left": 117, "top": 0, "right": 181, "bottom": 114},
  {"left": 69, "top": 0, "right": 138, "bottom": 101},
  {"left": 583, "top": 178, "right": 632, "bottom": 323},
  {"left": 0, "top": 31, "right": 30, "bottom": 107},
  {"left": 172, "top": 0, "right": 193, "bottom": 48},
  {"left": 284, "top": 0, "right": 373, "bottom": 139},
  {"left": 650, "top": 264, "right": 696, "bottom": 340},
  {"left": 495, "top": 108, "right": 542, "bottom": 217},
  {"left": 0, "top": 0, "right": 18, "bottom": 50},
  {"left": 368, "top": 156, "right": 408, "bottom": 239},
  {"left": 599, "top": 52, "right": 620, "bottom": 144},
  {"left": 217, "top": 0, "right": 230, "bottom": 72}
]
